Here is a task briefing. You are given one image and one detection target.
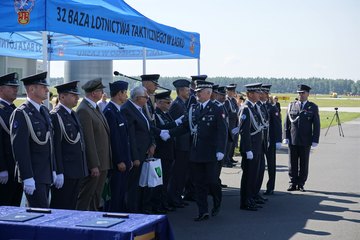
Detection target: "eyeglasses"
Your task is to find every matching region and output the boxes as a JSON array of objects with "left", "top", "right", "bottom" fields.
[{"left": 162, "top": 101, "right": 171, "bottom": 105}]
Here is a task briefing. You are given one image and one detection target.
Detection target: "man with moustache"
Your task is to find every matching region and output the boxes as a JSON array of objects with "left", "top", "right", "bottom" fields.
[
  {"left": 0, "top": 73, "right": 23, "bottom": 206},
  {"left": 50, "top": 81, "right": 88, "bottom": 209},
  {"left": 10, "top": 72, "right": 56, "bottom": 208}
]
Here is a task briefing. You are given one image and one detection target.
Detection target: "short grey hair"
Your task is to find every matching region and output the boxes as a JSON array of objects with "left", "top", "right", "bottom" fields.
[{"left": 130, "top": 85, "right": 147, "bottom": 100}]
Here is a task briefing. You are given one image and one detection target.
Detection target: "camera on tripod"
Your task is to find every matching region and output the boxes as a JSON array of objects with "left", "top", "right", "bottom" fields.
[{"left": 325, "top": 107, "right": 344, "bottom": 137}]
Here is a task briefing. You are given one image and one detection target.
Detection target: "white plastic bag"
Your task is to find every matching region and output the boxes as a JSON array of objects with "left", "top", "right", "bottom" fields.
[{"left": 147, "top": 158, "right": 163, "bottom": 187}]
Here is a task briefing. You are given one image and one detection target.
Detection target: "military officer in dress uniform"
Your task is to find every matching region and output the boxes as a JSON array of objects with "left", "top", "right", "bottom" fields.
[
  {"left": 103, "top": 81, "right": 132, "bottom": 212},
  {"left": 153, "top": 90, "right": 186, "bottom": 213},
  {"left": 238, "top": 83, "right": 264, "bottom": 211},
  {"left": 10, "top": 72, "right": 56, "bottom": 208},
  {"left": 141, "top": 74, "right": 159, "bottom": 126},
  {"left": 189, "top": 80, "right": 227, "bottom": 221},
  {"left": 76, "top": 78, "right": 112, "bottom": 211},
  {"left": 50, "top": 81, "right": 88, "bottom": 210},
  {"left": 283, "top": 84, "right": 320, "bottom": 192},
  {"left": 224, "top": 84, "right": 240, "bottom": 167},
  {"left": 168, "top": 79, "right": 192, "bottom": 208},
  {"left": 261, "top": 84, "right": 282, "bottom": 196},
  {"left": 0, "top": 73, "right": 23, "bottom": 206}
]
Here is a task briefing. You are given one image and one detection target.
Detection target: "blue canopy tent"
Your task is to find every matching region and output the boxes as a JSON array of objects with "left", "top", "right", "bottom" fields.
[{"left": 0, "top": 0, "right": 201, "bottom": 73}]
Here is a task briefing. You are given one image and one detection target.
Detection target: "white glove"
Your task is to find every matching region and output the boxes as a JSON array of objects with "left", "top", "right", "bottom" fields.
[
  {"left": 23, "top": 178, "right": 36, "bottom": 195},
  {"left": 52, "top": 171, "right": 57, "bottom": 183},
  {"left": 276, "top": 142, "right": 282, "bottom": 150},
  {"left": 282, "top": 139, "right": 289, "bottom": 144},
  {"left": 311, "top": 142, "right": 318, "bottom": 148},
  {"left": 246, "top": 151, "right": 253, "bottom": 160},
  {"left": 54, "top": 174, "right": 64, "bottom": 189},
  {"left": 216, "top": 152, "right": 224, "bottom": 161},
  {"left": 160, "top": 130, "right": 170, "bottom": 141},
  {"left": 231, "top": 127, "right": 240, "bottom": 135},
  {"left": 175, "top": 115, "right": 184, "bottom": 126},
  {"left": 0, "top": 171, "right": 9, "bottom": 184}
]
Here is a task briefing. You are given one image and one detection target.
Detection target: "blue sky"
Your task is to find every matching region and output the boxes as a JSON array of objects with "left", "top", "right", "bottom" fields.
[{"left": 51, "top": 0, "right": 360, "bottom": 80}]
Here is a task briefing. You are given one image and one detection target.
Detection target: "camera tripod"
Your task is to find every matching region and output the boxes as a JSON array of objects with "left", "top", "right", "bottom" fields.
[{"left": 325, "top": 108, "right": 344, "bottom": 137}]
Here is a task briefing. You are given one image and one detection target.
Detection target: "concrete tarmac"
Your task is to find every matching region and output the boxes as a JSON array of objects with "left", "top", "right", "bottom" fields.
[{"left": 167, "top": 118, "right": 360, "bottom": 240}]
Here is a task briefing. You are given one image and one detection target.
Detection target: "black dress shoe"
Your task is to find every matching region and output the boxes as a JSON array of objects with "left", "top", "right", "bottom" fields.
[
  {"left": 287, "top": 185, "right": 297, "bottom": 191},
  {"left": 170, "top": 203, "right": 185, "bottom": 208},
  {"left": 263, "top": 190, "right": 274, "bottom": 195},
  {"left": 240, "top": 205, "right": 257, "bottom": 211},
  {"left": 221, "top": 184, "right": 228, "bottom": 188},
  {"left": 254, "top": 199, "right": 265, "bottom": 204},
  {"left": 143, "top": 209, "right": 153, "bottom": 214},
  {"left": 164, "top": 206, "right": 176, "bottom": 212},
  {"left": 298, "top": 185, "right": 306, "bottom": 192},
  {"left": 211, "top": 206, "right": 220, "bottom": 217},
  {"left": 153, "top": 208, "right": 167, "bottom": 214},
  {"left": 193, "top": 213, "right": 210, "bottom": 221},
  {"left": 256, "top": 195, "right": 268, "bottom": 201}
]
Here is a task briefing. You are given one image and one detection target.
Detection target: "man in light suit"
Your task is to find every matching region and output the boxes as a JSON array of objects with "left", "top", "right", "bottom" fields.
[
  {"left": 76, "top": 78, "right": 112, "bottom": 211},
  {"left": 0, "top": 73, "right": 23, "bottom": 206},
  {"left": 121, "top": 86, "right": 156, "bottom": 213},
  {"left": 50, "top": 81, "right": 88, "bottom": 209},
  {"left": 103, "top": 81, "right": 132, "bottom": 212},
  {"left": 10, "top": 72, "right": 56, "bottom": 208}
]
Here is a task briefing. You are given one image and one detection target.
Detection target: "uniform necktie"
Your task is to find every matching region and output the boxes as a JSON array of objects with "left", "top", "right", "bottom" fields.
[
  {"left": 200, "top": 104, "right": 204, "bottom": 112},
  {"left": 300, "top": 102, "right": 304, "bottom": 110}
]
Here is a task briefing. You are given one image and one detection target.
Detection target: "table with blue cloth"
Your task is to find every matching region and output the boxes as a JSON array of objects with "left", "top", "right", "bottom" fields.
[{"left": 0, "top": 206, "right": 174, "bottom": 240}]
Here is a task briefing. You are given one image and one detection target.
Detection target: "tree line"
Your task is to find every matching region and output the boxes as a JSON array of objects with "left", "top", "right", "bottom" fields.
[{"left": 50, "top": 76, "right": 360, "bottom": 95}]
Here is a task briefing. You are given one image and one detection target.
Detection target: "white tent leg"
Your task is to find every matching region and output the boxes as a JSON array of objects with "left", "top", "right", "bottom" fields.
[
  {"left": 197, "top": 58, "right": 200, "bottom": 75},
  {"left": 142, "top": 47, "right": 147, "bottom": 74}
]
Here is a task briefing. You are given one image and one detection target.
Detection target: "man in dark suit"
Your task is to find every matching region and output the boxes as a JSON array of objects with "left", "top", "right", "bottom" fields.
[
  {"left": 76, "top": 78, "right": 112, "bottom": 211},
  {"left": 50, "top": 81, "right": 88, "bottom": 210},
  {"left": 189, "top": 80, "right": 227, "bottom": 221},
  {"left": 121, "top": 85, "right": 156, "bottom": 213},
  {"left": 283, "top": 84, "right": 320, "bottom": 192},
  {"left": 168, "top": 79, "right": 192, "bottom": 207},
  {"left": 0, "top": 73, "right": 23, "bottom": 206},
  {"left": 238, "top": 83, "right": 264, "bottom": 211},
  {"left": 10, "top": 72, "right": 56, "bottom": 208},
  {"left": 261, "top": 84, "right": 282, "bottom": 196},
  {"left": 103, "top": 80, "right": 132, "bottom": 212},
  {"left": 141, "top": 74, "right": 159, "bottom": 126}
]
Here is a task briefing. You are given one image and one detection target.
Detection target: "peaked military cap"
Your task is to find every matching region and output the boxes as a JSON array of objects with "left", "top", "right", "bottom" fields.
[
  {"left": 140, "top": 74, "right": 160, "bottom": 85},
  {"left": 226, "top": 83, "right": 237, "bottom": 91},
  {"left": 81, "top": 78, "right": 105, "bottom": 92},
  {"left": 155, "top": 90, "right": 172, "bottom": 100},
  {"left": 0, "top": 72, "right": 20, "bottom": 86},
  {"left": 212, "top": 84, "right": 219, "bottom": 91},
  {"left": 245, "top": 83, "right": 262, "bottom": 92},
  {"left": 217, "top": 86, "right": 227, "bottom": 95},
  {"left": 55, "top": 81, "right": 80, "bottom": 95},
  {"left": 297, "top": 84, "right": 311, "bottom": 93},
  {"left": 173, "top": 79, "right": 190, "bottom": 88},
  {"left": 21, "top": 72, "right": 49, "bottom": 86},
  {"left": 191, "top": 75, "right": 208, "bottom": 81},
  {"left": 195, "top": 80, "right": 214, "bottom": 92},
  {"left": 109, "top": 80, "right": 128, "bottom": 95},
  {"left": 261, "top": 84, "right": 272, "bottom": 93}
]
